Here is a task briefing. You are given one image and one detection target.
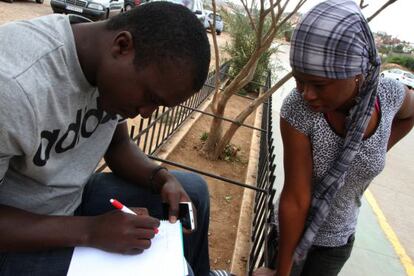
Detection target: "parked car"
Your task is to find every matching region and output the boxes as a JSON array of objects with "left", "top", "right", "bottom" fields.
[
  {"left": 124, "top": 0, "right": 150, "bottom": 11},
  {"left": 124, "top": 0, "right": 136, "bottom": 11},
  {"left": 3, "top": 0, "right": 43, "bottom": 4},
  {"left": 194, "top": 9, "right": 204, "bottom": 23},
  {"left": 203, "top": 10, "right": 223, "bottom": 35},
  {"left": 51, "top": 0, "right": 124, "bottom": 21},
  {"left": 381, "top": 68, "right": 414, "bottom": 89}
]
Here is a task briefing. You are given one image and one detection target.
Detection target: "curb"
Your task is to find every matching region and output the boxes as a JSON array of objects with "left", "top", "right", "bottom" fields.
[
  {"left": 230, "top": 104, "right": 263, "bottom": 275},
  {"left": 154, "top": 93, "right": 263, "bottom": 276}
]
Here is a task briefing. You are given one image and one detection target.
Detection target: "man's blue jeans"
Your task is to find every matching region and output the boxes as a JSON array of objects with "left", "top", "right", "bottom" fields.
[{"left": 0, "top": 171, "right": 210, "bottom": 276}]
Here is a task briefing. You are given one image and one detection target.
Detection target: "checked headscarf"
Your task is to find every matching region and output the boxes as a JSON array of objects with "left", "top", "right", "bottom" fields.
[{"left": 289, "top": 0, "right": 381, "bottom": 261}]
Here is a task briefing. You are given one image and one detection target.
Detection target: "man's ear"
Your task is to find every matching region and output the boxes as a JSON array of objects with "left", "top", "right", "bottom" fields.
[{"left": 110, "top": 31, "right": 134, "bottom": 58}]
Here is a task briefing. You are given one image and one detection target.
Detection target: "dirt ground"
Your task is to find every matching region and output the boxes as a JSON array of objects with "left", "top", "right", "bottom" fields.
[
  {"left": 164, "top": 97, "right": 255, "bottom": 271},
  {"left": 1, "top": 5, "right": 252, "bottom": 273},
  {"left": 0, "top": 0, "right": 52, "bottom": 24},
  {"left": 382, "top": 62, "right": 414, "bottom": 73}
]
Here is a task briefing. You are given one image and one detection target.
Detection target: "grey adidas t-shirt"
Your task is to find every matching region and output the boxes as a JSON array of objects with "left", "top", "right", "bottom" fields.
[
  {"left": 280, "top": 78, "right": 405, "bottom": 247},
  {"left": 0, "top": 15, "right": 120, "bottom": 215}
]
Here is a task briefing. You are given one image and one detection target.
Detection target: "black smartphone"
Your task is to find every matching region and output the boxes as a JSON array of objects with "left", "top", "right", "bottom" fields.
[{"left": 162, "top": 202, "right": 195, "bottom": 231}]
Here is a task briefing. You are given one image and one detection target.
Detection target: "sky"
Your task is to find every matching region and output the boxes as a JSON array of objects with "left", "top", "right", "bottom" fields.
[{"left": 293, "top": 0, "right": 414, "bottom": 43}]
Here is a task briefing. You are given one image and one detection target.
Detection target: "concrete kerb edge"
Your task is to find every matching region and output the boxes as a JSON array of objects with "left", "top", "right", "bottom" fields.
[
  {"left": 230, "top": 104, "right": 263, "bottom": 276},
  {"left": 153, "top": 92, "right": 262, "bottom": 276}
]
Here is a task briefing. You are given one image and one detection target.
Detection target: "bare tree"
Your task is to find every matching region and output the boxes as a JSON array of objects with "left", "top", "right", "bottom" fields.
[{"left": 204, "top": 0, "right": 399, "bottom": 160}]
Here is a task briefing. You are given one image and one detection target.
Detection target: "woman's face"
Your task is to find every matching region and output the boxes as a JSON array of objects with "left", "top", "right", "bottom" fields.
[{"left": 293, "top": 70, "right": 360, "bottom": 113}]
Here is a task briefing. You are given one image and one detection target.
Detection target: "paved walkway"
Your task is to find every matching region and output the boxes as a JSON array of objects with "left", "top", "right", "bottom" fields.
[
  {"left": 270, "top": 44, "right": 413, "bottom": 276},
  {"left": 340, "top": 196, "right": 407, "bottom": 275}
]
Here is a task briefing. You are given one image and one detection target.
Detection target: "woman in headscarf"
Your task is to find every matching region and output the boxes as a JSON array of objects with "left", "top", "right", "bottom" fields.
[{"left": 254, "top": 1, "right": 414, "bottom": 276}]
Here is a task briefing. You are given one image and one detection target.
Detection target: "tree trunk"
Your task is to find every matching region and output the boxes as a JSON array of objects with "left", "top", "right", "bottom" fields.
[
  {"left": 203, "top": 101, "right": 226, "bottom": 158},
  {"left": 212, "top": 121, "right": 241, "bottom": 159},
  {"left": 203, "top": 116, "right": 223, "bottom": 158}
]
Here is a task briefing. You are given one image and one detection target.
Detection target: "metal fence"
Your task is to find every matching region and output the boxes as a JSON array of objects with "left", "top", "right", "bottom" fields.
[
  {"left": 248, "top": 72, "right": 279, "bottom": 274},
  {"left": 95, "top": 63, "right": 279, "bottom": 275}
]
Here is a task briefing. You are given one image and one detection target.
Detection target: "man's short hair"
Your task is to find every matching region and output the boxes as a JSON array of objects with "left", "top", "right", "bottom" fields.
[{"left": 106, "top": 2, "right": 211, "bottom": 92}]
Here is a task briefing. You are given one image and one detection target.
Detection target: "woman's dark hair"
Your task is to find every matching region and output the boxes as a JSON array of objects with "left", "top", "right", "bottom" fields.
[{"left": 106, "top": 1, "right": 211, "bottom": 91}]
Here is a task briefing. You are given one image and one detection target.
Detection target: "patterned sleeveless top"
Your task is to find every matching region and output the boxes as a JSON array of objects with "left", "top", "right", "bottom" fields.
[{"left": 280, "top": 78, "right": 405, "bottom": 247}]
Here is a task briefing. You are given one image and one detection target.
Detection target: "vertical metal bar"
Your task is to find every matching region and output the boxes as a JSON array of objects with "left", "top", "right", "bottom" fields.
[
  {"left": 249, "top": 70, "right": 273, "bottom": 274},
  {"left": 148, "top": 108, "right": 159, "bottom": 154},
  {"left": 169, "top": 106, "right": 178, "bottom": 135},
  {"left": 188, "top": 94, "right": 197, "bottom": 114},
  {"left": 136, "top": 118, "right": 144, "bottom": 147},
  {"left": 197, "top": 87, "right": 204, "bottom": 106},
  {"left": 130, "top": 125, "right": 135, "bottom": 139},
  {"left": 177, "top": 104, "right": 186, "bottom": 126},
  {"left": 174, "top": 106, "right": 181, "bottom": 129},
  {"left": 166, "top": 107, "right": 176, "bottom": 138},
  {"left": 142, "top": 115, "right": 152, "bottom": 154},
  {"left": 155, "top": 107, "right": 166, "bottom": 149},
  {"left": 160, "top": 107, "right": 169, "bottom": 142}
]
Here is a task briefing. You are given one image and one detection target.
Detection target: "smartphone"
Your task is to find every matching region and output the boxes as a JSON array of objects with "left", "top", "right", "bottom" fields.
[{"left": 162, "top": 202, "right": 195, "bottom": 231}]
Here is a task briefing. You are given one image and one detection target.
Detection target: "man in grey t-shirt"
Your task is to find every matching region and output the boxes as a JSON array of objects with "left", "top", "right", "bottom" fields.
[{"left": 0, "top": 3, "right": 216, "bottom": 276}]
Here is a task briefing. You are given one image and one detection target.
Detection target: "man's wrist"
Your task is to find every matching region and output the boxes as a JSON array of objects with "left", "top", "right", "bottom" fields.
[{"left": 149, "top": 166, "right": 168, "bottom": 193}]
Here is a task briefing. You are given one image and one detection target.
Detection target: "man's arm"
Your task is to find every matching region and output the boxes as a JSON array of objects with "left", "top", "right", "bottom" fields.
[
  {"left": 104, "top": 122, "right": 165, "bottom": 191},
  {"left": 388, "top": 87, "right": 414, "bottom": 150},
  {"left": 104, "top": 123, "right": 192, "bottom": 222},
  {"left": 0, "top": 204, "right": 90, "bottom": 251},
  {"left": 0, "top": 204, "right": 158, "bottom": 253},
  {"left": 0, "top": 124, "right": 158, "bottom": 253}
]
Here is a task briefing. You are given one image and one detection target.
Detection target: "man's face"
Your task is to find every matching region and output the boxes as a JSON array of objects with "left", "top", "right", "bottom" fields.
[{"left": 96, "top": 61, "right": 195, "bottom": 119}]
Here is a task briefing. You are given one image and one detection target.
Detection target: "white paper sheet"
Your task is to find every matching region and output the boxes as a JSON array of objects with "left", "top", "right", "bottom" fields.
[{"left": 67, "top": 221, "right": 186, "bottom": 276}]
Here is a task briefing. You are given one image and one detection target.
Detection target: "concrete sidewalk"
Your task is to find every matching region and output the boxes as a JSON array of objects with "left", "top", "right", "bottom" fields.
[{"left": 341, "top": 195, "right": 407, "bottom": 275}]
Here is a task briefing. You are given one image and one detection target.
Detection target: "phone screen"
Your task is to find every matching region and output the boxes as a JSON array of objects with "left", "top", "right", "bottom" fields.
[{"left": 162, "top": 202, "right": 195, "bottom": 230}]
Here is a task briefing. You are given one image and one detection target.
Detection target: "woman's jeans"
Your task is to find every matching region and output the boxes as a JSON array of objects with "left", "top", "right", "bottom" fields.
[
  {"left": 291, "top": 234, "right": 355, "bottom": 276},
  {"left": 0, "top": 171, "right": 210, "bottom": 276}
]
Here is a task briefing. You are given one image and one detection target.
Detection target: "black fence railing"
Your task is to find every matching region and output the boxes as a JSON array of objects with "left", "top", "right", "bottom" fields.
[
  {"left": 248, "top": 72, "right": 278, "bottom": 274},
  {"left": 96, "top": 63, "right": 229, "bottom": 172},
  {"left": 95, "top": 61, "right": 279, "bottom": 274}
]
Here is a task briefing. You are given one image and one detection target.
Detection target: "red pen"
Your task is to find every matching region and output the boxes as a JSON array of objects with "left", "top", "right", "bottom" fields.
[{"left": 110, "top": 198, "right": 159, "bottom": 234}]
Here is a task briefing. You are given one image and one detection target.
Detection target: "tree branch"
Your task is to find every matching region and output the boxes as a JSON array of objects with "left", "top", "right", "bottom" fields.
[
  {"left": 262, "top": 0, "right": 306, "bottom": 46},
  {"left": 359, "top": 0, "right": 368, "bottom": 9},
  {"left": 213, "top": 71, "right": 293, "bottom": 158},
  {"left": 367, "top": 0, "right": 398, "bottom": 22},
  {"left": 263, "top": 0, "right": 284, "bottom": 18},
  {"left": 210, "top": 0, "right": 221, "bottom": 113},
  {"left": 241, "top": 0, "right": 257, "bottom": 32},
  {"left": 250, "top": 71, "right": 292, "bottom": 108}
]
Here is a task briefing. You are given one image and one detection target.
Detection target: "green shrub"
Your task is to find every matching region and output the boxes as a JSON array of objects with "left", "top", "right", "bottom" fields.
[
  {"left": 221, "top": 7, "right": 283, "bottom": 93},
  {"left": 220, "top": 144, "right": 241, "bottom": 162},
  {"left": 384, "top": 55, "right": 414, "bottom": 72},
  {"left": 200, "top": 132, "right": 209, "bottom": 142}
]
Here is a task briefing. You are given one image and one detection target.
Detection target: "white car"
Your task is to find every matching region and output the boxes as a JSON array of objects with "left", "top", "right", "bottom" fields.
[
  {"left": 51, "top": 0, "right": 124, "bottom": 21},
  {"left": 203, "top": 10, "right": 223, "bottom": 35},
  {"left": 381, "top": 69, "right": 414, "bottom": 89}
]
